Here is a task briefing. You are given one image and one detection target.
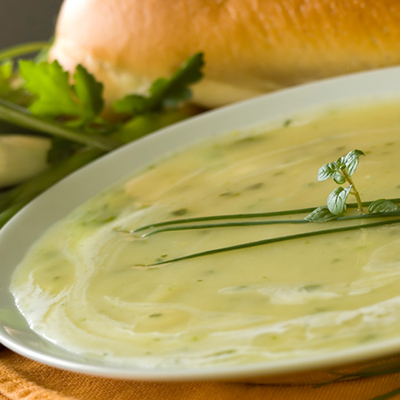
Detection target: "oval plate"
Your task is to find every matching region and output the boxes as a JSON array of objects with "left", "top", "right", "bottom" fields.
[{"left": 2, "top": 68, "right": 400, "bottom": 381}]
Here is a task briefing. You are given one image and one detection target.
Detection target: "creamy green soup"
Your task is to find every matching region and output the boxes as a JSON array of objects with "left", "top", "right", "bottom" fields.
[{"left": 11, "top": 102, "right": 400, "bottom": 368}]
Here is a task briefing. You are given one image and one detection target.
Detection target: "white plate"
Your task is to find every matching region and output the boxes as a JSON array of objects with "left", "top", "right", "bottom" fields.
[{"left": 2, "top": 67, "right": 400, "bottom": 381}]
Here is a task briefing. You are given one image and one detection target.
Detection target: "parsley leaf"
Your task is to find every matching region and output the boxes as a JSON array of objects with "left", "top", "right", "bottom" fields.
[
  {"left": 19, "top": 60, "right": 104, "bottom": 125},
  {"left": 72, "top": 64, "right": 104, "bottom": 122},
  {"left": 114, "top": 52, "right": 204, "bottom": 115},
  {"left": 19, "top": 60, "right": 81, "bottom": 117}
]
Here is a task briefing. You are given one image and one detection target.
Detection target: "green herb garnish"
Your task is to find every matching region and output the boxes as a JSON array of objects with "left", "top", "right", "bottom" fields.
[
  {"left": 132, "top": 149, "right": 400, "bottom": 267},
  {"left": 142, "top": 218, "right": 400, "bottom": 267},
  {"left": 0, "top": 41, "right": 204, "bottom": 228},
  {"left": 113, "top": 53, "right": 204, "bottom": 115},
  {"left": 317, "top": 149, "right": 365, "bottom": 215},
  {"left": 133, "top": 197, "right": 400, "bottom": 234},
  {"left": 19, "top": 60, "right": 104, "bottom": 124},
  {"left": 368, "top": 199, "right": 400, "bottom": 214}
]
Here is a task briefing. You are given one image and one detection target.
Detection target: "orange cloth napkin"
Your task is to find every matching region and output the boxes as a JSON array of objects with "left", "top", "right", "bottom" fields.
[{"left": 1, "top": 348, "right": 400, "bottom": 400}]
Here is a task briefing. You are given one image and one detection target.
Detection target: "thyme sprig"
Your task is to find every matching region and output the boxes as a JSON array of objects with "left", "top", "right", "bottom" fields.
[{"left": 133, "top": 150, "right": 400, "bottom": 267}]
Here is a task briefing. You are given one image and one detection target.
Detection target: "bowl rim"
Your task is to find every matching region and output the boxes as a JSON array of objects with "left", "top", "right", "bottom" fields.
[{"left": 2, "top": 66, "right": 400, "bottom": 380}]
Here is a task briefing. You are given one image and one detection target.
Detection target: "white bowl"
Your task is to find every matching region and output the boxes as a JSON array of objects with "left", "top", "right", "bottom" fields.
[{"left": 2, "top": 67, "right": 400, "bottom": 382}]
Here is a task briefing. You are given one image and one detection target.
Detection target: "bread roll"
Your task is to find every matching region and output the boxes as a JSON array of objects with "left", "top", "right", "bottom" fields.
[{"left": 50, "top": 0, "right": 400, "bottom": 109}]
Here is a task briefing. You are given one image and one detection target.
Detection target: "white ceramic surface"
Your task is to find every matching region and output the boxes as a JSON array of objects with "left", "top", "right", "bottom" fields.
[{"left": 2, "top": 68, "right": 400, "bottom": 381}]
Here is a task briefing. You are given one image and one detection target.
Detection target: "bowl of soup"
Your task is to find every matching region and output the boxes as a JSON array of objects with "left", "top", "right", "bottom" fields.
[{"left": 2, "top": 67, "right": 400, "bottom": 382}]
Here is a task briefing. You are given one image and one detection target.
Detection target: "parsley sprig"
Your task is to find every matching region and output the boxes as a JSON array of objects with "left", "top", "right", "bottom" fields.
[
  {"left": 132, "top": 150, "right": 400, "bottom": 267},
  {"left": 114, "top": 54, "right": 204, "bottom": 114},
  {"left": 0, "top": 41, "right": 204, "bottom": 228},
  {"left": 19, "top": 60, "right": 104, "bottom": 125}
]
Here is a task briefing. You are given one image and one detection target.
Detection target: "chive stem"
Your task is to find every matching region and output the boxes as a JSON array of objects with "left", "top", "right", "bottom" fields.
[
  {"left": 134, "top": 198, "right": 400, "bottom": 233},
  {"left": 140, "top": 210, "right": 400, "bottom": 237},
  {"left": 142, "top": 219, "right": 310, "bottom": 237},
  {"left": 147, "top": 218, "right": 400, "bottom": 266},
  {"left": 0, "top": 99, "right": 121, "bottom": 151},
  {"left": 134, "top": 208, "right": 314, "bottom": 233}
]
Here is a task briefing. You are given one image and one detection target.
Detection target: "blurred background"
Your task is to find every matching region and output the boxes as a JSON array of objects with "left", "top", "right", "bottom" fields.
[{"left": 0, "top": 1, "right": 63, "bottom": 48}]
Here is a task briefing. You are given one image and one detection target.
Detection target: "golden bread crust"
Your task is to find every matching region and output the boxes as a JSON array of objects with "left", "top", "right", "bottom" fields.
[{"left": 50, "top": 0, "right": 400, "bottom": 108}]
